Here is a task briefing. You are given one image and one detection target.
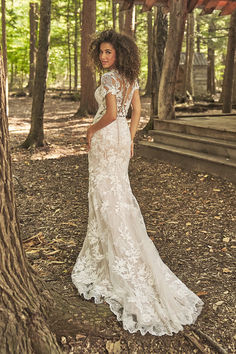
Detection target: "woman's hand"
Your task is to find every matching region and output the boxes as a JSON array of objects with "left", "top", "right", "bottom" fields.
[
  {"left": 130, "top": 140, "right": 134, "bottom": 158},
  {"left": 86, "top": 125, "right": 95, "bottom": 151}
]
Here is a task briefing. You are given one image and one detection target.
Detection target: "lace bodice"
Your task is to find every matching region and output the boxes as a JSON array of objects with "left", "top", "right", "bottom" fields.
[{"left": 93, "top": 69, "right": 139, "bottom": 123}]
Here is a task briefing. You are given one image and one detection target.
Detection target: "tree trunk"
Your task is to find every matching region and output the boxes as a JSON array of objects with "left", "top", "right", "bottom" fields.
[
  {"left": 222, "top": 9, "right": 236, "bottom": 113},
  {"left": 112, "top": 1, "right": 117, "bottom": 30},
  {"left": 123, "top": 6, "right": 135, "bottom": 36},
  {"left": 183, "top": 12, "right": 194, "bottom": 97},
  {"left": 119, "top": 4, "right": 125, "bottom": 32},
  {"left": 76, "top": 0, "right": 97, "bottom": 116},
  {"left": 158, "top": 0, "right": 188, "bottom": 120},
  {"left": 144, "top": 10, "right": 153, "bottom": 96},
  {"left": 207, "top": 19, "right": 216, "bottom": 95},
  {"left": 1, "top": 0, "right": 8, "bottom": 113},
  {"left": 151, "top": 6, "right": 167, "bottom": 118},
  {"left": 28, "top": 2, "right": 39, "bottom": 97},
  {"left": 196, "top": 16, "right": 200, "bottom": 53},
  {"left": 0, "top": 55, "right": 62, "bottom": 354},
  {"left": 67, "top": 0, "right": 72, "bottom": 93},
  {"left": 21, "top": 0, "right": 51, "bottom": 148},
  {"left": 232, "top": 53, "right": 236, "bottom": 104},
  {"left": 74, "top": 0, "right": 79, "bottom": 90}
]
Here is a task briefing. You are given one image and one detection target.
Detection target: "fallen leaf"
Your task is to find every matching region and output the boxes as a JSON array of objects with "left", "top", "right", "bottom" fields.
[
  {"left": 223, "top": 237, "right": 230, "bottom": 243},
  {"left": 186, "top": 222, "right": 191, "bottom": 226},
  {"left": 213, "top": 300, "right": 224, "bottom": 311},
  {"left": 196, "top": 291, "right": 208, "bottom": 296},
  {"left": 223, "top": 268, "right": 232, "bottom": 273},
  {"left": 213, "top": 188, "right": 221, "bottom": 192}
]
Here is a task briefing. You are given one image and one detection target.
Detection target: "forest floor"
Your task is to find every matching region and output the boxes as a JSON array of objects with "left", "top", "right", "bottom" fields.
[{"left": 9, "top": 94, "right": 235, "bottom": 354}]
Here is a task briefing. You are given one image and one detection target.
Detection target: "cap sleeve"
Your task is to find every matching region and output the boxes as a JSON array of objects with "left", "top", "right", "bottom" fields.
[
  {"left": 133, "top": 79, "right": 139, "bottom": 91},
  {"left": 101, "top": 72, "right": 117, "bottom": 96}
]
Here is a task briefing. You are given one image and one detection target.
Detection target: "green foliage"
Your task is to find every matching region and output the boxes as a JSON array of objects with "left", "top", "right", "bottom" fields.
[
  {"left": 4, "top": 1, "right": 231, "bottom": 91},
  {"left": 193, "top": 9, "right": 230, "bottom": 84}
]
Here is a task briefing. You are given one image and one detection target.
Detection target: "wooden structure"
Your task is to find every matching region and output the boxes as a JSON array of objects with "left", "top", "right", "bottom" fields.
[
  {"left": 176, "top": 53, "right": 208, "bottom": 96},
  {"left": 119, "top": 0, "right": 236, "bottom": 16}
]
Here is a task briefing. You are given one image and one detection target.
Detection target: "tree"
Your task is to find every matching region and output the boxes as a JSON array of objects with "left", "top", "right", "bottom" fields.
[
  {"left": 233, "top": 52, "right": 236, "bottom": 104},
  {"left": 144, "top": 10, "right": 153, "bottom": 96},
  {"left": 73, "top": 0, "right": 79, "bottom": 90},
  {"left": 28, "top": 2, "right": 39, "bottom": 96},
  {"left": 0, "top": 54, "right": 62, "bottom": 354},
  {"left": 151, "top": 6, "right": 167, "bottom": 118},
  {"left": 1, "top": 0, "right": 8, "bottom": 112},
  {"left": 76, "top": 0, "right": 97, "bottom": 116},
  {"left": 22, "top": 0, "right": 51, "bottom": 148},
  {"left": 207, "top": 18, "right": 216, "bottom": 95},
  {"left": 222, "top": 9, "right": 236, "bottom": 113},
  {"left": 158, "top": 0, "right": 188, "bottom": 120},
  {"left": 182, "top": 12, "right": 194, "bottom": 97}
]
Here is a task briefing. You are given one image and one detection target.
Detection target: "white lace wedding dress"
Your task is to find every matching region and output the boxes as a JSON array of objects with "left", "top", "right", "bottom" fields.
[{"left": 71, "top": 69, "right": 203, "bottom": 336}]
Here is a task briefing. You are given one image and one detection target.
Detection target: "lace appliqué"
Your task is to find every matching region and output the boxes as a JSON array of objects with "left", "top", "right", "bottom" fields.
[{"left": 71, "top": 70, "right": 203, "bottom": 336}]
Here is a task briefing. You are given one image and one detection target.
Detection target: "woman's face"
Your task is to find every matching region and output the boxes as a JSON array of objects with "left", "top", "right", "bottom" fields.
[{"left": 99, "top": 42, "right": 116, "bottom": 69}]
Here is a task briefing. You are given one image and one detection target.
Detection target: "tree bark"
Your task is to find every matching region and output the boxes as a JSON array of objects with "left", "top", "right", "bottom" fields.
[
  {"left": 0, "top": 54, "right": 62, "bottom": 354},
  {"left": 67, "top": 0, "right": 72, "bottom": 92},
  {"left": 123, "top": 6, "right": 135, "bottom": 36},
  {"left": 207, "top": 19, "right": 216, "bottom": 95},
  {"left": 222, "top": 9, "right": 236, "bottom": 113},
  {"left": 196, "top": 16, "right": 200, "bottom": 53},
  {"left": 232, "top": 52, "right": 236, "bottom": 104},
  {"left": 21, "top": 0, "right": 51, "bottom": 148},
  {"left": 119, "top": 3, "right": 125, "bottom": 32},
  {"left": 112, "top": 1, "right": 117, "bottom": 30},
  {"left": 28, "top": 2, "right": 39, "bottom": 97},
  {"left": 183, "top": 12, "right": 194, "bottom": 97},
  {"left": 144, "top": 10, "right": 153, "bottom": 96},
  {"left": 158, "top": 0, "right": 188, "bottom": 120},
  {"left": 1, "top": 0, "right": 8, "bottom": 113},
  {"left": 74, "top": 0, "right": 79, "bottom": 90},
  {"left": 76, "top": 0, "right": 97, "bottom": 116},
  {"left": 151, "top": 6, "right": 167, "bottom": 118}
]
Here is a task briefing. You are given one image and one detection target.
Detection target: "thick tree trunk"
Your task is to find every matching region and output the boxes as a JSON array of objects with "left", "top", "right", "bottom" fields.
[
  {"left": 0, "top": 55, "right": 62, "bottom": 354},
  {"left": 207, "top": 19, "right": 216, "bottom": 95},
  {"left": 74, "top": 0, "right": 79, "bottom": 90},
  {"left": 76, "top": 0, "right": 96, "bottom": 116},
  {"left": 123, "top": 6, "right": 135, "bottom": 36},
  {"left": 232, "top": 53, "right": 236, "bottom": 104},
  {"left": 222, "top": 9, "right": 236, "bottom": 113},
  {"left": 28, "top": 2, "right": 39, "bottom": 97},
  {"left": 144, "top": 10, "right": 153, "bottom": 96},
  {"left": 21, "top": 0, "right": 51, "bottom": 148},
  {"left": 158, "top": 0, "right": 188, "bottom": 120},
  {"left": 151, "top": 6, "right": 167, "bottom": 118}
]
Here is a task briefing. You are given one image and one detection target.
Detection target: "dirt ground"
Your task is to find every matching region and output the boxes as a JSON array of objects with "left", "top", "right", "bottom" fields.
[{"left": 9, "top": 94, "right": 235, "bottom": 354}]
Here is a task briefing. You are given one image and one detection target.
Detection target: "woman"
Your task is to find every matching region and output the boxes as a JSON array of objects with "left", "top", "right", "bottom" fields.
[{"left": 71, "top": 30, "right": 203, "bottom": 336}]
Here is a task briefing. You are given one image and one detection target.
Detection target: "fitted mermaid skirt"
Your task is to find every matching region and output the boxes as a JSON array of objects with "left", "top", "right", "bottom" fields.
[{"left": 71, "top": 116, "right": 203, "bottom": 336}]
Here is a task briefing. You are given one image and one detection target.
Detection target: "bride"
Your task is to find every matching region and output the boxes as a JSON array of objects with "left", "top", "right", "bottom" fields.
[{"left": 71, "top": 29, "right": 203, "bottom": 336}]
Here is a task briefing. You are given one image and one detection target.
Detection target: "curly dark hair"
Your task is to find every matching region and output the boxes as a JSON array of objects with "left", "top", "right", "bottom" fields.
[{"left": 89, "top": 29, "right": 140, "bottom": 83}]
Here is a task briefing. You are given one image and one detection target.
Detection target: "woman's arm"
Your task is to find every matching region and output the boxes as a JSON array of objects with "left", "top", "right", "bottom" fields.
[
  {"left": 130, "top": 89, "right": 141, "bottom": 157},
  {"left": 87, "top": 93, "right": 117, "bottom": 150}
]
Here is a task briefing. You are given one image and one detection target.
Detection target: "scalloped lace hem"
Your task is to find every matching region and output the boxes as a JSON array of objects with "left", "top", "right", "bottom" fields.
[{"left": 73, "top": 284, "right": 204, "bottom": 337}]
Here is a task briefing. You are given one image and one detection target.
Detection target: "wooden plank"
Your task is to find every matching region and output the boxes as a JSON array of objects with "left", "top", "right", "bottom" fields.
[{"left": 220, "top": 1, "right": 236, "bottom": 14}]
